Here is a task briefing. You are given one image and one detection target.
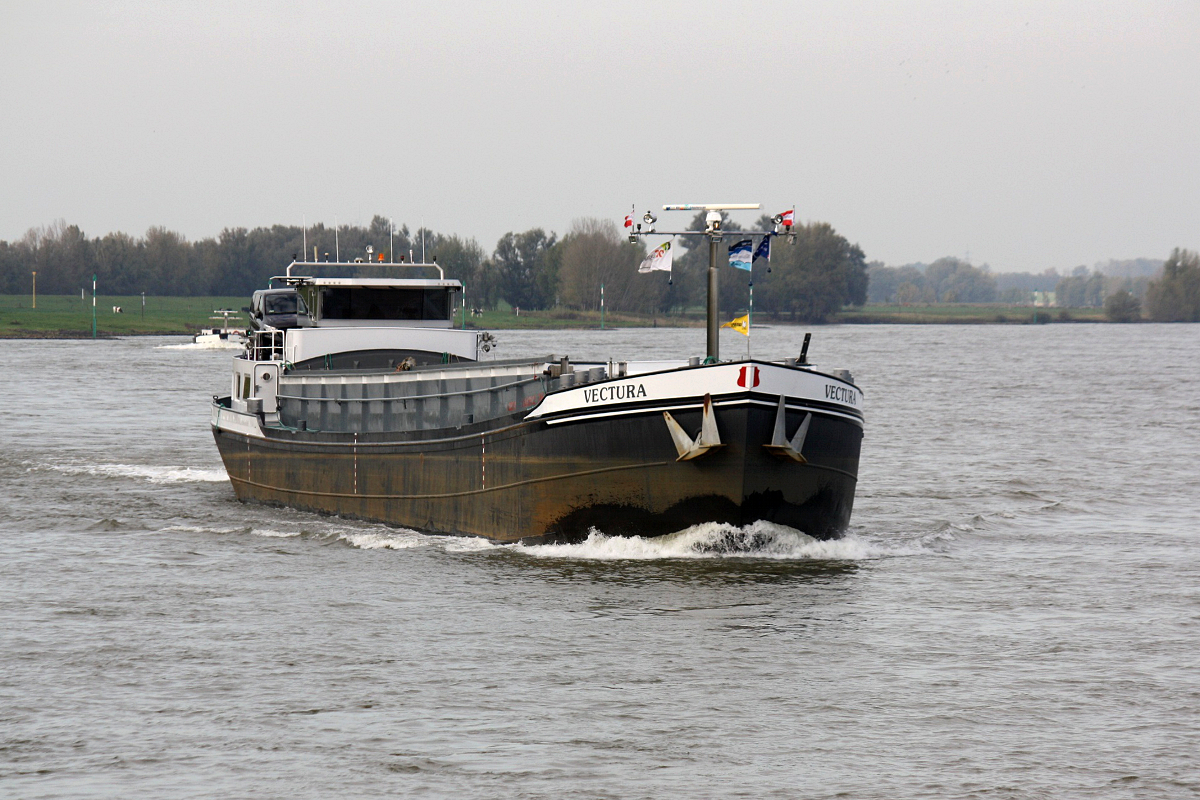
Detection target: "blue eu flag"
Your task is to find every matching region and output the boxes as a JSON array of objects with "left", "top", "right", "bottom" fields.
[{"left": 753, "top": 235, "right": 771, "bottom": 264}]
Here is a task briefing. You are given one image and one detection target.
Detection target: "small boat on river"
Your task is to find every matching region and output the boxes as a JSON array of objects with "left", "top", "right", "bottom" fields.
[
  {"left": 193, "top": 309, "right": 247, "bottom": 347},
  {"left": 210, "top": 208, "right": 864, "bottom": 543}
]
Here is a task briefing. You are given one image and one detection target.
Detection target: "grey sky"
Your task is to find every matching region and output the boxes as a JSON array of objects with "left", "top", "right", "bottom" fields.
[{"left": 1, "top": 0, "right": 1196, "bottom": 272}]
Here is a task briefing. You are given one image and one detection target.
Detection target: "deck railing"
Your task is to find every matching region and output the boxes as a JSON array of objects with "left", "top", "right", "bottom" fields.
[{"left": 247, "top": 329, "right": 284, "bottom": 362}]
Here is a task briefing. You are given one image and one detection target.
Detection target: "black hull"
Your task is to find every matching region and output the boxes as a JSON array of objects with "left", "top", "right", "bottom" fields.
[{"left": 213, "top": 396, "right": 862, "bottom": 544}]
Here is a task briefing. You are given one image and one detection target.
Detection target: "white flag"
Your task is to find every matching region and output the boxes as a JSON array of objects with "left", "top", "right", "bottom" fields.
[{"left": 638, "top": 241, "right": 673, "bottom": 273}]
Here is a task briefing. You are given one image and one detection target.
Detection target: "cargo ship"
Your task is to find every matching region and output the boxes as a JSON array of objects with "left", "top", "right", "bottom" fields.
[{"left": 210, "top": 207, "right": 864, "bottom": 543}]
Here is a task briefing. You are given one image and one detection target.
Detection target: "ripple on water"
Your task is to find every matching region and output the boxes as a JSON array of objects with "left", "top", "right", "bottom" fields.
[{"left": 1, "top": 328, "right": 1197, "bottom": 800}]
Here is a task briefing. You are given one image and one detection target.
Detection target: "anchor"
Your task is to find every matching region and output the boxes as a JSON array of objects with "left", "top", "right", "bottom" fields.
[
  {"left": 663, "top": 393, "right": 724, "bottom": 461},
  {"left": 763, "top": 396, "right": 811, "bottom": 463}
]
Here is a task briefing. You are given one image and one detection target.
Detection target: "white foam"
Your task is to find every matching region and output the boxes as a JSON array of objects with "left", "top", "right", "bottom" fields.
[
  {"left": 513, "top": 520, "right": 900, "bottom": 561},
  {"left": 45, "top": 462, "right": 228, "bottom": 484},
  {"left": 163, "top": 524, "right": 247, "bottom": 534},
  {"left": 298, "top": 519, "right": 914, "bottom": 560},
  {"left": 165, "top": 523, "right": 307, "bottom": 539},
  {"left": 158, "top": 340, "right": 245, "bottom": 350},
  {"left": 169, "top": 522, "right": 412, "bottom": 545},
  {"left": 441, "top": 536, "right": 501, "bottom": 553},
  {"left": 170, "top": 511, "right": 917, "bottom": 562},
  {"left": 336, "top": 529, "right": 431, "bottom": 550},
  {"left": 252, "top": 528, "right": 302, "bottom": 539}
]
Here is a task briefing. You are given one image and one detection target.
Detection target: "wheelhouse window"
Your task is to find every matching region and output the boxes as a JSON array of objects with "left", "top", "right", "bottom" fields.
[
  {"left": 265, "top": 293, "right": 305, "bottom": 315},
  {"left": 318, "top": 287, "right": 450, "bottom": 321}
]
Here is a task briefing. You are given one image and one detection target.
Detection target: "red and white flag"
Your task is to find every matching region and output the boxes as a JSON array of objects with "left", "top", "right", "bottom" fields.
[
  {"left": 780, "top": 208, "right": 794, "bottom": 227},
  {"left": 624, "top": 213, "right": 634, "bottom": 228}
]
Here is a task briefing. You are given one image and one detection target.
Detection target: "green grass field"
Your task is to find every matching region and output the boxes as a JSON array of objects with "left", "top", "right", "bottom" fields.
[
  {"left": 1, "top": 295, "right": 1109, "bottom": 337},
  {"left": 0, "top": 295, "right": 249, "bottom": 337},
  {"left": 0, "top": 295, "right": 698, "bottom": 337}
]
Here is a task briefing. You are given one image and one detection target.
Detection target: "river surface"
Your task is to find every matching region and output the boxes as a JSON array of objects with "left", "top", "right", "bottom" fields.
[{"left": 2, "top": 324, "right": 1198, "bottom": 799}]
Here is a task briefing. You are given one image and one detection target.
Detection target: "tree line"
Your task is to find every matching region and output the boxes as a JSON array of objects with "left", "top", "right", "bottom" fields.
[
  {"left": 866, "top": 258, "right": 1147, "bottom": 306},
  {"left": 1040, "top": 256, "right": 1198, "bottom": 322},
  {"left": 8, "top": 214, "right": 1190, "bottom": 322},
  {"left": 0, "top": 217, "right": 487, "bottom": 301},
  {"left": 1142, "top": 248, "right": 1200, "bottom": 321},
  {"left": 867, "top": 258, "right": 1000, "bottom": 304},
  {"left": 0, "top": 213, "right": 868, "bottom": 323},
  {"left": 866, "top": 251, "right": 1199, "bottom": 322}
]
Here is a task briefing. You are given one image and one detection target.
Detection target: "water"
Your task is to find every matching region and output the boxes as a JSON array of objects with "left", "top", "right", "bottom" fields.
[{"left": 2, "top": 325, "right": 1198, "bottom": 799}]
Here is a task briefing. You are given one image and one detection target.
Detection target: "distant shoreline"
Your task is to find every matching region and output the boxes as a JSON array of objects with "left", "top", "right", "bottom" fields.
[
  {"left": 0, "top": 317, "right": 1129, "bottom": 339},
  {"left": 0, "top": 295, "right": 1131, "bottom": 337},
  {"left": 1, "top": 331, "right": 132, "bottom": 339}
]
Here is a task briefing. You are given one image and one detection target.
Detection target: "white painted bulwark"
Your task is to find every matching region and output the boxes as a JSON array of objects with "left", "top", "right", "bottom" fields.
[
  {"left": 526, "top": 362, "right": 863, "bottom": 421},
  {"left": 211, "top": 404, "right": 264, "bottom": 438}
]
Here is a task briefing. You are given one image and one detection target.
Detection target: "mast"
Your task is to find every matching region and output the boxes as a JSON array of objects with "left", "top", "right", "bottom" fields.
[
  {"left": 707, "top": 228, "right": 720, "bottom": 360},
  {"left": 629, "top": 203, "right": 764, "bottom": 363}
]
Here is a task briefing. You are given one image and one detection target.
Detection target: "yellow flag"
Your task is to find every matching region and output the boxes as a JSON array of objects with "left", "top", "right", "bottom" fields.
[{"left": 722, "top": 314, "right": 749, "bottom": 335}]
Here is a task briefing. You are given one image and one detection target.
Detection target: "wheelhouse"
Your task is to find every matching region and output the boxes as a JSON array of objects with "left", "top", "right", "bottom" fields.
[{"left": 243, "top": 260, "right": 475, "bottom": 370}]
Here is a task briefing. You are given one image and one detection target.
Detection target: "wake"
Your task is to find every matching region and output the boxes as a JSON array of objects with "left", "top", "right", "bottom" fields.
[
  {"left": 513, "top": 520, "right": 907, "bottom": 561},
  {"left": 40, "top": 461, "right": 228, "bottom": 484}
]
